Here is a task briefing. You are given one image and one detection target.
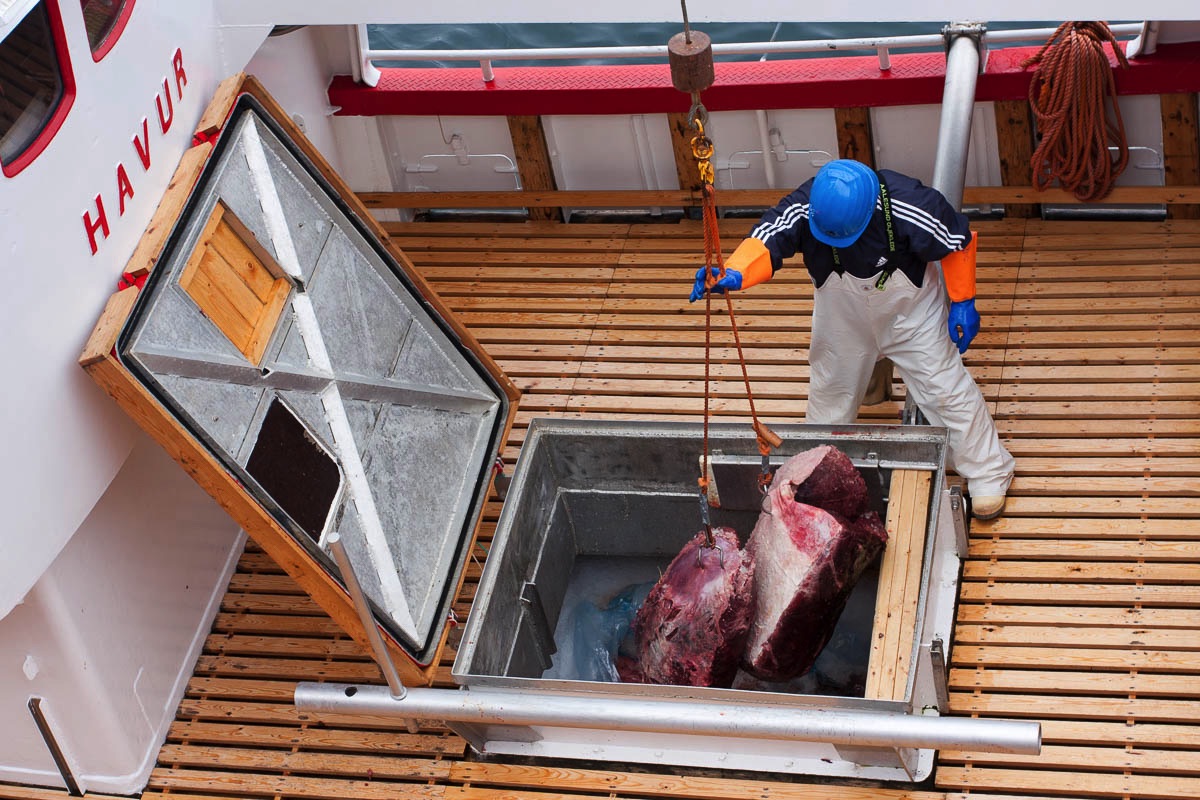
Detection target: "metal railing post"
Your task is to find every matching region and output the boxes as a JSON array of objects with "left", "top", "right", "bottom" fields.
[
  {"left": 326, "top": 531, "right": 407, "bottom": 700},
  {"left": 930, "top": 22, "right": 986, "bottom": 208},
  {"left": 905, "top": 22, "right": 985, "bottom": 426}
]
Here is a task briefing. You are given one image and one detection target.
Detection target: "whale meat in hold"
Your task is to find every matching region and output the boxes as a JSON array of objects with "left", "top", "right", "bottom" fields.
[
  {"left": 618, "top": 526, "right": 755, "bottom": 688},
  {"left": 742, "top": 446, "right": 887, "bottom": 681}
]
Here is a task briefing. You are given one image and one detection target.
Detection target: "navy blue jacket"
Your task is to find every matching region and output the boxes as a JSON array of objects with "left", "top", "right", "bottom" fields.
[{"left": 748, "top": 169, "right": 972, "bottom": 288}]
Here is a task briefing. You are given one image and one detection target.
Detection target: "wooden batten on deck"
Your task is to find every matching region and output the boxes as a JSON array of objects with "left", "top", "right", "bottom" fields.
[
  {"left": 6, "top": 215, "right": 1200, "bottom": 800},
  {"left": 358, "top": 185, "right": 1200, "bottom": 212},
  {"left": 866, "top": 469, "right": 933, "bottom": 701}
]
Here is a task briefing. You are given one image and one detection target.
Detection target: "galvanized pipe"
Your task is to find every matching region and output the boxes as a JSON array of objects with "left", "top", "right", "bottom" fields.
[
  {"left": 929, "top": 26, "right": 982, "bottom": 208},
  {"left": 365, "top": 38, "right": 942, "bottom": 64},
  {"left": 354, "top": 24, "right": 381, "bottom": 87},
  {"left": 326, "top": 532, "right": 407, "bottom": 701},
  {"left": 903, "top": 26, "right": 983, "bottom": 426},
  {"left": 360, "top": 24, "right": 1142, "bottom": 67},
  {"left": 755, "top": 110, "right": 777, "bottom": 190},
  {"left": 295, "top": 683, "right": 1042, "bottom": 755}
]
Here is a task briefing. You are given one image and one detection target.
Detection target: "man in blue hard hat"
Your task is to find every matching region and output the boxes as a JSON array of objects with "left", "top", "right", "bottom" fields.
[{"left": 690, "top": 159, "right": 1014, "bottom": 520}]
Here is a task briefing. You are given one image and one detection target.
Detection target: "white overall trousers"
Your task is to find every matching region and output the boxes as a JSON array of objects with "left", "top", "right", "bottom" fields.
[{"left": 805, "top": 262, "right": 1015, "bottom": 498}]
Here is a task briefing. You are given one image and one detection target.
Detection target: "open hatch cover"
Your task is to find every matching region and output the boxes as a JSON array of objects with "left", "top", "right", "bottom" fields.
[{"left": 81, "top": 78, "right": 518, "bottom": 677}]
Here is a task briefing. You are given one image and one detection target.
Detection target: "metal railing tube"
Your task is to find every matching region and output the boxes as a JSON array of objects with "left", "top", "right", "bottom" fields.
[
  {"left": 755, "top": 109, "right": 777, "bottom": 190},
  {"left": 295, "top": 683, "right": 1042, "bottom": 755},
  {"left": 359, "top": 24, "right": 1143, "bottom": 70},
  {"left": 326, "top": 532, "right": 407, "bottom": 701},
  {"left": 901, "top": 24, "right": 984, "bottom": 426},
  {"left": 930, "top": 25, "right": 983, "bottom": 208}
]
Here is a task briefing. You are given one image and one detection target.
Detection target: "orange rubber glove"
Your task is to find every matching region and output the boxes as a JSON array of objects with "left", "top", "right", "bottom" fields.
[
  {"left": 726, "top": 237, "right": 775, "bottom": 288},
  {"left": 941, "top": 231, "right": 978, "bottom": 302},
  {"left": 689, "top": 238, "right": 775, "bottom": 302}
]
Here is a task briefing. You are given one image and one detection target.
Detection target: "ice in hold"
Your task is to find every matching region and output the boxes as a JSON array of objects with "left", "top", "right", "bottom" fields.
[
  {"left": 544, "top": 582, "right": 652, "bottom": 683},
  {"left": 742, "top": 446, "right": 888, "bottom": 682},
  {"left": 618, "top": 527, "right": 755, "bottom": 688}
]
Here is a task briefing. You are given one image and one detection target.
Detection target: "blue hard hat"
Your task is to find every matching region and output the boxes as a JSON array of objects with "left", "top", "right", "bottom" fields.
[{"left": 809, "top": 160, "right": 880, "bottom": 247}]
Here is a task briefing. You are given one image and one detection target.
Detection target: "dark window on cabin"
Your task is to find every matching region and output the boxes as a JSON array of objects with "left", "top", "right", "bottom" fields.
[
  {"left": 80, "top": 0, "right": 134, "bottom": 59},
  {"left": 0, "top": 3, "right": 68, "bottom": 171}
]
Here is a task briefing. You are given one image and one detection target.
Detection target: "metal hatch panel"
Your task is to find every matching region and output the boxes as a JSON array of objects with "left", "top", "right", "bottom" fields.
[{"left": 114, "top": 92, "right": 510, "bottom": 667}]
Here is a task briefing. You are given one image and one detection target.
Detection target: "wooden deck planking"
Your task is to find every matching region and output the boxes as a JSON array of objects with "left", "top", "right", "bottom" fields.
[
  {"left": 5, "top": 217, "right": 1200, "bottom": 800},
  {"left": 940, "top": 220, "right": 1200, "bottom": 797}
]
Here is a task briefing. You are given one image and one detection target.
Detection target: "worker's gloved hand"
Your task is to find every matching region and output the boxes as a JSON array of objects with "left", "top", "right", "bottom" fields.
[
  {"left": 947, "top": 298, "right": 980, "bottom": 354},
  {"left": 689, "top": 266, "right": 743, "bottom": 302}
]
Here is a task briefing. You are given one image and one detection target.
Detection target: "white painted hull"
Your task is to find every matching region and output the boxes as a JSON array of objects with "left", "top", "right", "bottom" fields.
[
  {"left": 0, "top": 4, "right": 268, "bottom": 791},
  {"left": 0, "top": 3, "right": 263, "bottom": 617},
  {"left": 0, "top": 437, "right": 243, "bottom": 793}
]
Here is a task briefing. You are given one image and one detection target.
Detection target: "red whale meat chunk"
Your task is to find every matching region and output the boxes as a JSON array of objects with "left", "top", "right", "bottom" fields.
[
  {"left": 779, "top": 444, "right": 870, "bottom": 518},
  {"left": 618, "top": 526, "right": 755, "bottom": 688},
  {"left": 741, "top": 447, "right": 888, "bottom": 682}
]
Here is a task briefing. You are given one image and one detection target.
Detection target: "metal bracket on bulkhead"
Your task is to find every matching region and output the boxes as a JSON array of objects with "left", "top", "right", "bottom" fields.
[{"left": 943, "top": 21, "right": 988, "bottom": 71}]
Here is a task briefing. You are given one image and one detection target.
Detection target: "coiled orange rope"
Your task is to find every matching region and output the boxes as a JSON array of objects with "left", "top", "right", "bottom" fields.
[{"left": 1022, "top": 21, "right": 1131, "bottom": 202}]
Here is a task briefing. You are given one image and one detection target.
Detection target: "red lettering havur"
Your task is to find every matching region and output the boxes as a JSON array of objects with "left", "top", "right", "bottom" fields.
[{"left": 83, "top": 48, "right": 189, "bottom": 256}]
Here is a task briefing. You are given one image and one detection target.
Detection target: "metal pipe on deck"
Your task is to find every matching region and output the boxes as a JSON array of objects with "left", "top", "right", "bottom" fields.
[
  {"left": 327, "top": 532, "right": 406, "bottom": 701},
  {"left": 930, "top": 22, "right": 984, "bottom": 207},
  {"left": 902, "top": 22, "right": 984, "bottom": 425},
  {"left": 295, "top": 682, "right": 1042, "bottom": 754}
]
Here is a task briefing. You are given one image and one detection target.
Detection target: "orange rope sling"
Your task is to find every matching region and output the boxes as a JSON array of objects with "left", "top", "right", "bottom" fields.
[
  {"left": 668, "top": 5, "right": 780, "bottom": 550},
  {"left": 691, "top": 118, "right": 781, "bottom": 547}
]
